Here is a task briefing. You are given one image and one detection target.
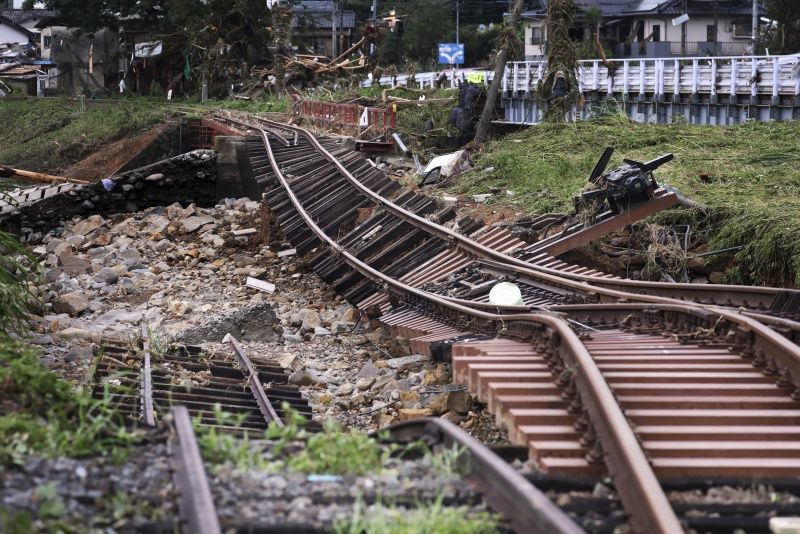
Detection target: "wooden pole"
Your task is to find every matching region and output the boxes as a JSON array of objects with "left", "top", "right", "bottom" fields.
[
  {"left": 474, "top": 0, "right": 526, "bottom": 145},
  {"left": 0, "top": 165, "right": 90, "bottom": 185}
]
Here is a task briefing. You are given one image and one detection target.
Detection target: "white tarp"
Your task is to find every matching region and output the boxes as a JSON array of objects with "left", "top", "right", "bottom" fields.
[
  {"left": 423, "top": 150, "right": 472, "bottom": 177},
  {"left": 134, "top": 41, "right": 163, "bottom": 58}
]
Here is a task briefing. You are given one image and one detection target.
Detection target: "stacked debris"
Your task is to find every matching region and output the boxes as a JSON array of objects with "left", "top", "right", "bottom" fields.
[{"left": 234, "top": 23, "right": 381, "bottom": 98}]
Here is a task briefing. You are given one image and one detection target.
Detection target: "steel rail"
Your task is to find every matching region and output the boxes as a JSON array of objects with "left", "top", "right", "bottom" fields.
[
  {"left": 255, "top": 125, "right": 684, "bottom": 533},
  {"left": 556, "top": 302, "right": 800, "bottom": 390},
  {"left": 460, "top": 258, "right": 800, "bottom": 333},
  {"left": 213, "top": 113, "right": 795, "bottom": 327},
  {"left": 140, "top": 324, "right": 156, "bottom": 427},
  {"left": 383, "top": 418, "right": 584, "bottom": 534},
  {"left": 224, "top": 333, "right": 284, "bottom": 427},
  {"left": 248, "top": 117, "right": 799, "bottom": 329},
  {"left": 169, "top": 406, "right": 222, "bottom": 534}
]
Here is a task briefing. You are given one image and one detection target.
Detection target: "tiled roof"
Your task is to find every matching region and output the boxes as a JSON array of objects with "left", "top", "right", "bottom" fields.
[
  {"left": 523, "top": 0, "right": 758, "bottom": 18},
  {"left": 0, "top": 9, "right": 58, "bottom": 25}
]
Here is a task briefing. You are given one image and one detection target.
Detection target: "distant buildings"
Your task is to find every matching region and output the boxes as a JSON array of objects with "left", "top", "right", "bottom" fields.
[
  {"left": 292, "top": 1, "right": 356, "bottom": 58},
  {"left": 522, "top": 0, "right": 760, "bottom": 59}
]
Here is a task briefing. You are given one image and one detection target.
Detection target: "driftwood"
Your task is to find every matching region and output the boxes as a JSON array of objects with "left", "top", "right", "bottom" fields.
[
  {"left": 385, "top": 96, "right": 454, "bottom": 105},
  {"left": 0, "top": 165, "right": 89, "bottom": 185}
]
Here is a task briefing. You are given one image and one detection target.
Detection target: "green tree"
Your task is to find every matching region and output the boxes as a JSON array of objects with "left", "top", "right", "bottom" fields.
[
  {"left": 401, "top": 0, "right": 454, "bottom": 63},
  {"left": 762, "top": 0, "right": 800, "bottom": 54},
  {"left": 460, "top": 23, "right": 502, "bottom": 67}
]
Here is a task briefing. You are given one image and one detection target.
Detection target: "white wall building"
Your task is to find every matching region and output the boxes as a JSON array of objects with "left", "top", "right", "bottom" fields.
[{"left": 523, "top": 0, "right": 758, "bottom": 59}]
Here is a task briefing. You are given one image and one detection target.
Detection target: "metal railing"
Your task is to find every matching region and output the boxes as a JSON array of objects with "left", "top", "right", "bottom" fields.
[
  {"left": 297, "top": 99, "right": 397, "bottom": 130},
  {"left": 503, "top": 53, "right": 800, "bottom": 98},
  {"left": 670, "top": 40, "right": 751, "bottom": 56}
]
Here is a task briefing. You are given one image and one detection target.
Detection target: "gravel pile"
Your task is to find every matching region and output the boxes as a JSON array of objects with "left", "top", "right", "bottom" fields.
[{"left": 0, "top": 442, "right": 176, "bottom": 533}]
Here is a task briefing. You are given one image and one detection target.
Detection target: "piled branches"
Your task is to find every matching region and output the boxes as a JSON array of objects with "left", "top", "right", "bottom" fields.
[{"left": 235, "top": 23, "right": 381, "bottom": 99}]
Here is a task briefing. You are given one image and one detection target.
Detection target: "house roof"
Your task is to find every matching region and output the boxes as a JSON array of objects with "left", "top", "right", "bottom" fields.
[
  {"left": 0, "top": 14, "right": 34, "bottom": 41},
  {"left": 522, "top": 0, "right": 758, "bottom": 18},
  {"left": 623, "top": 0, "right": 757, "bottom": 16},
  {"left": 0, "top": 9, "right": 59, "bottom": 25}
]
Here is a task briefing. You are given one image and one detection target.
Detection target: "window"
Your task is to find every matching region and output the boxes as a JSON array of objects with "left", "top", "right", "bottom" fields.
[
  {"left": 652, "top": 25, "right": 660, "bottom": 42},
  {"left": 732, "top": 19, "right": 751, "bottom": 38},
  {"left": 706, "top": 24, "right": 717, "bottom": 42},
  {"left": 530, "top": 26, "right": 543, "bottom": 45},
  {"left": 44, "top": 36, "right": 52, "bottom": 48}
]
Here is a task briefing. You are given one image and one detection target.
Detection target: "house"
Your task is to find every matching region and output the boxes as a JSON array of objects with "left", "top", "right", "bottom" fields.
[
  {"left": 40, "top": 24, "right": 118, "bottom": 95},
  {"left": 292, "top": 1, "right": 356, "bottom": 58},
  {"left": 522, "top": 0, "right": 759, "bottom": 59},
  {"left": 1, "top": 8, "right": 58, "bottom": 33},
  {"left": 0, "top": 13, "right": 33, "bottom": 46}
]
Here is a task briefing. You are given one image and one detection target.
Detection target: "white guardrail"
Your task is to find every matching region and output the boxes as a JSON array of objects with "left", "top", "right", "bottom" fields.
[{"left": 363, "top": 54, "right": 800, "bottom": 100}]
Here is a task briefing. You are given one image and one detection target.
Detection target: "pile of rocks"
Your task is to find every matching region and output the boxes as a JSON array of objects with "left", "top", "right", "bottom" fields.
[{"left": 32, "top": 196, "right": 499, "bottom": 436}]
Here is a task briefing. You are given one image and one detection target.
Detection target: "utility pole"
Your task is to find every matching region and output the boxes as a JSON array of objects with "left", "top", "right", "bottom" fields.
[
  {"left": 332, "top": 0, "right": 339, "bottom": 58},
  {"left": 456, "top": 1, "right": 460, "bottom": 44},
  {"left": 751, "top": 0, "right": 758, "bottom": 51},
  {"left": 713, "top": 0, "right": 718, "bottom": 53},
  {"left": 681, "top": 0, "right": 687, "bottom": 56},
  {"left": 474, "top": 0, "right": 525, "bottom": 145}
]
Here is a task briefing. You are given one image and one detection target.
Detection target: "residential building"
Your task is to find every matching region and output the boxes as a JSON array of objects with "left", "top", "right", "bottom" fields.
[
  {"left": 522, "top": 0, "right": 760, "bottom": 59},
  {"left": 0, "top": 13, "right": 32, "bottom": 46},
  {"left": 292, "top": 1, "right": 356, "bottom": 58}
]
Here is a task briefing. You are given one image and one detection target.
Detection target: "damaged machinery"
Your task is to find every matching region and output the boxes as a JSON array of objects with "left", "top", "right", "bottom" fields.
[{"left": 576, "top": 148, "right": 674, "bottom": 215}]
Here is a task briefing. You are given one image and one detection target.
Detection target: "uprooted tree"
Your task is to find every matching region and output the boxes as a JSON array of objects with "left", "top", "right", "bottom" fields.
[
  {"left": 537, "top": 0, "right": 579, "bottom": 122},
  {"left": 473, "top": 0, "right": 525, "bottom": 145}
]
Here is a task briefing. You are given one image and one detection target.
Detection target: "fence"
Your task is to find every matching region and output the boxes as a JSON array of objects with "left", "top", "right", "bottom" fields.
[
  {"left": 503, "top": 54, "right": 800, "bottom": 100},
  {"left": 297, "top": 100, "right": 397, "bottom": 130}
]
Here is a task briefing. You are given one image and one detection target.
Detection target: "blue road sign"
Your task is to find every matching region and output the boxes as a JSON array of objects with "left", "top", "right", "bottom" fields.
[{"left": 438, "top": 43, "right": 464, "bottom": 65}]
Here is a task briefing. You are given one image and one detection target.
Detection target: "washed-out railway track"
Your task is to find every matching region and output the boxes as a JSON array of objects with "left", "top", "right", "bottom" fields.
[{"left": 203, "top": 111, "right": 800, "bottom": 532}]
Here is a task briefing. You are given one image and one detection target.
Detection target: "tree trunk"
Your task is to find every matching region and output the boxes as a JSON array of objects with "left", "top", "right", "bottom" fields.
[{"left": 474, "top": 0, "right": 526, "bottom": 145}]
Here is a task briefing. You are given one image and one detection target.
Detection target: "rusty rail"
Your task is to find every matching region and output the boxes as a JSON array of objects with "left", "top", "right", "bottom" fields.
[
  {"left": 250, "top": 119, "right": 685, "bottom": 532},
  {"left": 384, "top": 418, "right": 583, "bottom": 534},
  {"left": 255, "top": 118, "right": 799, "bottom": 326},
  {"left": 169, "top": 405, "right": 222, "bottom": 534},
  {"left": 224, "top": 333, "right": 283, "bottom": 427}
]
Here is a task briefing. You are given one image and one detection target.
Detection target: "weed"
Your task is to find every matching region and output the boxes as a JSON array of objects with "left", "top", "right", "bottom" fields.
[
  {"left": 0, "top": 507, "right": 33, "bottom": 534},
  {"left": 288, "top": 417, "right": 384, "bottom": 475},
  {"left": 0, "top": 229, "right": 40, "bottom": 337},
  {"left": 193, "top": 404, "right": 271, "bottom": 472},
  {"left": 34, "top": 483, "right": 66, "bottom": 519},
  {"left": 0, "top": 339, "right": 138, "bottom": 466},
  {"left": 461, "top": 118, "right": 800, "bottom": 286},
  {"left": 334, "top": 494, "right": 501, "bottom": 534}
]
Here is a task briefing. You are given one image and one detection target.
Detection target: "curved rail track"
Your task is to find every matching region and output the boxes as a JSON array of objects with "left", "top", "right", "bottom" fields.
[{"left": 206, "top": 112, "right": 800, "bottom": 532}]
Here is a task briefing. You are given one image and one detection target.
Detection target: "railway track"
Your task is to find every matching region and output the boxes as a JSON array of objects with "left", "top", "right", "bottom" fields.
[
  {"left": 207, "top": 112, "right": 800, "bottom": 532},
  {"left": 90, "top": 329, "right": 578, "bottom": 532},
  {"left": 89, "top": 328, "right": 313, "bottom": 432}
]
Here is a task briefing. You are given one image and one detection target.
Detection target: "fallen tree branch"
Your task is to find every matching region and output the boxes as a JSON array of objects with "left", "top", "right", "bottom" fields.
[{"left": 0, "top": 165, "right": 90, "bottom": 185}]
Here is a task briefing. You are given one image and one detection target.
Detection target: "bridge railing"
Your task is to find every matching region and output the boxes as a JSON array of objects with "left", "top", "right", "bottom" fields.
[
  {"left": 503, "top": 54, "right": 800, "bottom": 100},
  {"left": 361, "top": 54, "right": 800, "bottom": 102}
]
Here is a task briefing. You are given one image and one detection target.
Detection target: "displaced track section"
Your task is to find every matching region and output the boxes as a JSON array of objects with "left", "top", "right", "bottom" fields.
[
  {"left": 90, "top": 329, "right": 312, "bottom": 432},
  {"left": 222, "top": 114, "right": 800, "bottom": 532}
]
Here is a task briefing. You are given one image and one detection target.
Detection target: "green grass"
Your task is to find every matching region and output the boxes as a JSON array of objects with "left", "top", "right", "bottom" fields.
[
  {"left": 0, "top": 228, "right": 39, "bottom": 335},
  {"left": 460, "top": 115, "right": 800, "bottom": 285},
  {"left": 335, "top": 495, "right": 501, "bottom": 534},
  {"left": 0, "top": 339, "right": 138, "bottom": 466},
  {"left": 0, "top": 97, "right": 171, "bottom": 172}
]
